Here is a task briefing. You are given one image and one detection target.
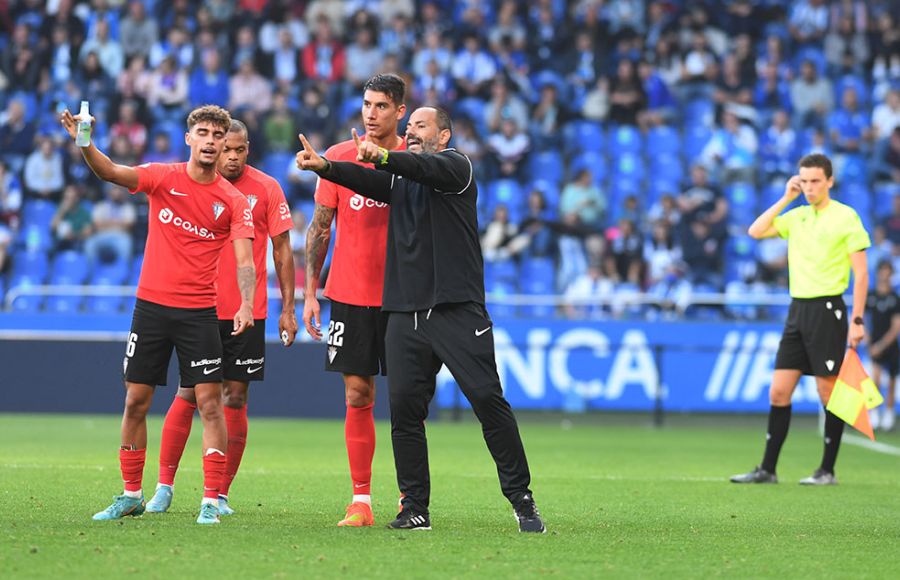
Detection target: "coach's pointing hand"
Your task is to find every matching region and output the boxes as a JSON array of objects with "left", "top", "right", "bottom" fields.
[
  {"left": 352, "top": 128, "right": 387, "bottom": 164},
  {"left": 296, "top": 133, "right": 327, "bottom": 172}
]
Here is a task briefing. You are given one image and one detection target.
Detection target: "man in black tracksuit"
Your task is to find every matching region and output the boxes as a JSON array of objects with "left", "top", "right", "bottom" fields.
[{"left": 296, "top": 107, "right": 545, "bottom": 532}]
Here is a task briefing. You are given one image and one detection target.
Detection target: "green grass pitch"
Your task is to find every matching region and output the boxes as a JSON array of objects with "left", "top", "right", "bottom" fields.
[{"left": 1, "top": 412, "right": 898, "bottom": 579}]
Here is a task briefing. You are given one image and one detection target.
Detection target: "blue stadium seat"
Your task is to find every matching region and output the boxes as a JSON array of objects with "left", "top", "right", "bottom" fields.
[
  {"left": 646, "top": 125, "right": 682, "bottom": 156},
  {"left": 726, "top": 183, "right": 758, "bottom": 226},
  {"left": 130, "top": 254, "right": 144, "bottom": 284},
  {"left": 563, "top": 120, "right": 605, "bottom": 154},
  {"left": 22, "top": 200, "right": 57, "bottom": 228},
  {"left": 835, "top": 74, "right": 870, "bottom": 108},
  {"left": 608, "top": 125, "right": 643, "bottom": 155},
  {"left": 528, "top": 179, "right": 560, "bottom": 211},
  {"left": 85, "top": 295, "right": 123, "bottom": 314},
  {"left": 519, "top": 257, "right": 555, "bottom": 317},
  {"left": 52, "top": 251, "right": 90, "bottom": 283},
  {"left": 683, "top": 125, "right": 712, "bottom": 159},
  {"left": 12, "top": 250, "right": 49, "bottom": 282},
  {"left": 841, "top": 182, "right": 871, "bottom": 221},
  {"left": 651, "top": 153, "right": 684, "bottom": 185},
  {"left": 527, "top": 151, "right": 564, "bottom": 184},
  {"left": 838, "top": 155, "right": 867, "bottom": 185},
  {"left": 486, "top": 179, "right": 525, "bottom": 222},
  {"left": 611, "top": 152, "right": 644, "bottom": 182},
  {"left": 261, "top": 152, "right": 293, "bottom": 190},
  {"left": 485, "top": 280, "right": 517, "bottom": 319},
  {"left": 46, "top": 294, "right": 83, "bottom": 313},
  {"left": 726, "top": 235, "right": 757, "bottom": 260},
  {"left": 454, "top": 98, "right": 486, "bottom": 132},
  {"left": 91, "top": 259, "right": 130, "bottom": 285},
  {"left": 484, "top": 258, "right": 518, "bottom": 288},
  {"left": 570, "top": 151, "right": 607, "bottom": 183},
  {"left": 874, "top": 183, "right": 900, "bottom": 218},
  {"left": 682, "top": 99, "right": 714, "bottom": 128}
]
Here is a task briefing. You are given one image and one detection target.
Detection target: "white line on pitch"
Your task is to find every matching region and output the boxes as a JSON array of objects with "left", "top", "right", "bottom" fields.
[{"left": 843, "top": 434, "right": 900, "bottom": 457}]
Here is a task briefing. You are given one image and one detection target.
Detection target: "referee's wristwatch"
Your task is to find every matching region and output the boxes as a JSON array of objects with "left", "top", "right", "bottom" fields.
[{"left": 852, "top": 316, "right": 864, "bottom": 326}]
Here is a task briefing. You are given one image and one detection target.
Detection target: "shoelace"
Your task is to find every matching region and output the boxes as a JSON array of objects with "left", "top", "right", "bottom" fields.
[{"left": 515, "top": 500, "right": 538, "bottom": 519}]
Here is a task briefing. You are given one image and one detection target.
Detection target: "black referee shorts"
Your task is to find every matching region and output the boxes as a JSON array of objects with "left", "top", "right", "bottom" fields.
[{"left": 775, "top": 295, "right": 849, "bottom": 377}]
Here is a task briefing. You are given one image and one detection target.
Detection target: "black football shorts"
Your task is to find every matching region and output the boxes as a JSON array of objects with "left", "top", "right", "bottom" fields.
[
  {"left": 324, "top": 300, "right": 388, "bottom": 377},
  {"left": 218, "top": 319, "right": 266, "bottom": 382}
]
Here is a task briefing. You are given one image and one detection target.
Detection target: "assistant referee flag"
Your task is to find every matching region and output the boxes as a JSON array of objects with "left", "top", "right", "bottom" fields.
[{"left": 826, "top": 349, "right": 885, "bottom": 440}]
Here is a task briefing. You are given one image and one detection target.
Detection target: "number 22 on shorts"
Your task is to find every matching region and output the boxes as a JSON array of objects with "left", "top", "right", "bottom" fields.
[{"left": 326, "top": 321, "right": 344, "bottom": 347}]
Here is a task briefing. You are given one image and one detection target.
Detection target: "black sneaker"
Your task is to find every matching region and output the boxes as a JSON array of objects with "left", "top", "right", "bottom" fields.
[
  {"left": 730, "top": 466, "right": 778, "bottom": 484},
  {"left": 513, "top": 495, "right": 546, "bottom": 533},
  {"left": 388, "top": 507, "right": 431, "bottom": 530}
]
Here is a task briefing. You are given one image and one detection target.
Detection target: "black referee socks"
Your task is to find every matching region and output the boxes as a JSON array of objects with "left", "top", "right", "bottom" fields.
[{"left": 761, "top": 404, "right": 792, "bottom": 473}]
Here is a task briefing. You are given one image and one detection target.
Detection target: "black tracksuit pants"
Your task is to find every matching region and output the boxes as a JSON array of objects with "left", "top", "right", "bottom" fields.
[{"left": 385, "top": 302, "right": 533, "bottom": 513}]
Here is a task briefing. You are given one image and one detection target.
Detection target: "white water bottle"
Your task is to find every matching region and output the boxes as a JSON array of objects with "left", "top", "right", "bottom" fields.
[{"left": 75, "top": 101, "right": 92, "bottom": 147}]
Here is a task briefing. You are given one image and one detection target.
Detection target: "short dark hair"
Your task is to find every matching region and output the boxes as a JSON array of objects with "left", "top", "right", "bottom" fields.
[
  {"left": 228, "top": 119, "right": 249, "bottom": 141},
  {"left": 798, "top": 153, "right": 833, "bottom": 178},
  {"left": 186, "top": 104, "right": 231, "bottom": 132},
  {"left": 363, "top": 73, "right": 406, "bottom": 106},
  {"left": 434, "top": 107, "right": 452, "bottom": 136}
]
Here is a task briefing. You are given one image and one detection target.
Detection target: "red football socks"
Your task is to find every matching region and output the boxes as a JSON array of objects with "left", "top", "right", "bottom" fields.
[
  {"left": 202, "top": 449, "right": 226, "bottom": 499},
  {"left": 221, "top": 405, "right": 248, "bottom": 497},
  {"left": 345, "top": 402, "right": 375, "bottom": 496},
  {"left": 119, "top": 447, "right": 146, "bottom": 493},
  {"left": 158, "top": 396, "right": 196, "bottom": 486}
]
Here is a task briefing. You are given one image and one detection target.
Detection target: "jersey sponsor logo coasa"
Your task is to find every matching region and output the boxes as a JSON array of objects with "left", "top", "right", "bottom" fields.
[
  {"left": 349, "top": 193, "right": 388, "bottom": 211},
  {"left": 158, "top": 208, "right": 216, "bottom": 239}
]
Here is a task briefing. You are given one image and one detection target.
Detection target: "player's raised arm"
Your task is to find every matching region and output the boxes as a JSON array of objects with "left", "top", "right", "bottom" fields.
[
  {"left": 60, "top": 109, "right": 139, "bottom": 191},
  {"left": 748, "top": 175, "right": 802, "bottom": 239}
]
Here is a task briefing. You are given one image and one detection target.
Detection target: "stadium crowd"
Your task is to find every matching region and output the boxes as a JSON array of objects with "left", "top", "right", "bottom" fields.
[{"left": 1, "top": 0, "right": 899, "bottom": 320}]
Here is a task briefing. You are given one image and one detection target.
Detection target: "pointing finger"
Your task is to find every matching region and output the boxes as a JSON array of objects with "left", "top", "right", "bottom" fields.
[
  {"left": 298, "top": 133, "right": 314, "bottom": 153},
  {"left": 351, "top": 128, "right": 361, "bottom": 149}
]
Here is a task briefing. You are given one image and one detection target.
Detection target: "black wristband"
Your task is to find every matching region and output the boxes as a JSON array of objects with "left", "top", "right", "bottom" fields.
[
  {"left": 853, "top": 316, "right": 864, "bottom": 325},
  {"left": 314, "top": 158, "right": 332, "bottom": 176}
]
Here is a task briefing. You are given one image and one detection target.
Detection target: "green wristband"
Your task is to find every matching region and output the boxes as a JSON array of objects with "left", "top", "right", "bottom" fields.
[{"left": 378, "top": 147, "right": 389, "bottom": 165}]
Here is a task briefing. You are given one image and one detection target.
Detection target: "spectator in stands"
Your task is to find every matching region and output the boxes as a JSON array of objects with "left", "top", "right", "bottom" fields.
[
  {"left": 873, "top": 128, "right": 900, "bottom": 184},
  {"left": 264, "top": 92, "right": 297, "bottom": 152},
  {"left": 487, "top": 118, "right": 530, "bottom": 180},
  {"left": 824, "top": 11, "right": 869, "bottom": 76},
  {"left": 563, "top": 30, "right": 602, "bottom": 104},
  {"left": 189, "top": 50, "right": 230, "bottom": 109},
  {"left": 788, "top": 0, "right": 829, "bottom": 48},
  {"left": 452, "top": 33, "right": 498, "bottom": 99},
  {"left": 48, "top": 25, "right": 76, "bottom": 87},
  {"left": 647, "top": 193, "right": 681, "bottom": 229},
  {"left": 413, "top": 59, "right": 455, "bottom": 106},
  {"left": 680, "top": 4, "right": 727, "bottom": 57},
  {"left": 756, "top": 35, "right": 792, "bottom": 82},
  {"left": 79, "top": 17, "right": 124, "bottom": 79},
  {"left": 754, "top": 61, "right": 792, "bottom": 115},
  {"left": 756, "top": 236, "right": 789, "bottom": 286},
  {"left": 678, "top": 164, "right": 727, "bottom": 237},
  {"left": 147, "top": 56, "right": 189, "bottom": 123},
  {"left": 110, "top": 101, "right": 148, "bottom": 156},
  {"left": 560, "top": 169, "right": 606, "bottom": 230},
  {"left": 563, "top": 260, "right": 613, "bottom": 320},
  {"left": 302, "top": 15, "right": 346, "bottom": 84},
  {"left": 637, "top": 59, "right": 677, "bottom": 129},
  {"left": 51, "top": 185, "right": 92, "bottom": 252},
  {"left": 713, "top": 54, "right": 753, "bottom": 121},
  {"left": 867, "top": 226, "right": 892, "bottom": 279},
  {"left": 650, "top": 36, "right": 681, "bottom": 89},
  {"left": 0, "top": 100, "right": 36, "bottom": 174},
  {"left": 120, "top": 0, "right": 158, "bottom": 59},
  {"left": 117, "top": 53, "right": 153, "bottom": 105},
  {"left": 556, "top": 212, "right": 591, "bottom": 292},
  {"left": 141, "top": 132, "right": 180, "bottom": 165},
  {"left": 295, "top": 85, "right": 334, "bottom": 144},
  {"left": 271, "top": 27, "right": 299, "bottom": 88},
  {"left": 700, "top": 109, "right": 759, "bottom": 183},
  {"left": 644, "top": 220, "right": 683, "bottom": 295},
  {"left": 608, "top": 59, "right": 646, "bottom": 126},
  {"left": 380, "top": 14, "right": 416, "bottom": 58},
  {"left": 148, "top": 26, "right": 194, "bottom": 71},
  {"left": 530, "top": 84, "right": 567, "bottom": 152},
  {"left": 412, "top": 29, "right": 451, "bottom": 78},
  {"left": 229, "top": 57, "right": 273, "bottom": 115},
  {"left": 484, "top": 77, "right": 528, "bottom": 133},
  {"left": 507, "top": 189, "right": 558, "bottom": 260},
  {"left": 1, "top": 23, "right": 40, "bottom": 91},
  {"left": 872, "top": 89, "right": 900, "bottom": 142},
  {"left": 109, "top": 135, "right": 140, "bottom": 167},
  {"left": 604, "top": 218, "right": 644, "bottom": 286},
  {"left": 681, "top": 218, "right": 724, "bottom": 288},
  {"left": 870, "top": 11, "right": 900, "bottom": 85},
  {"left": 829, "top": 86, "right": 872, "bottom": 156},
  {"left": 527, "top": 3, "right": 563, "bottom": 72},
  {"left": 760, "top": 109, "right": 799, "bottom": 180},
  {"left": 790, "top": 59, "right": 834, "bottom": 129},
  {"left": 489, "top": 0, "right": 526, "bottom": 50},
  {"left": 679, "top": 31, "right": 718, "bottom": 102},
  {"left": 84, "top": 185, "right": 136, "bottom": 268},
  {"left": 481, "top": 204, "right": 518, "bottom": 262},
  {"left": 0, "top": 160, "right": 23, "bottom": 274},
  {"left": 23, "top": 137, "right": 65, "bottom": 201},
  {"left": 582, "top": 77, "right": 610, "bottom": 122},
  {"left": 345, "top": 27, "right": 384, "bottom": 90},
  {"left": 76, "top": 51, "right": 115, "bottom": 106}
]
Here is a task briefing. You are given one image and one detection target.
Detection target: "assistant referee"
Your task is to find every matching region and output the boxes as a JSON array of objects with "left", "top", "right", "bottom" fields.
[
  {"left": 731, "top": 153, "right": 870, "bottom": 486},
  {"left": 296, "top": 107, "right": 545, "bottom": 533}
]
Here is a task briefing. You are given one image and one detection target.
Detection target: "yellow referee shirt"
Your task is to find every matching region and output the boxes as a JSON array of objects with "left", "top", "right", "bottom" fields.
[{"left": 773, "top": 199, "right": 870, "bottom": 298}]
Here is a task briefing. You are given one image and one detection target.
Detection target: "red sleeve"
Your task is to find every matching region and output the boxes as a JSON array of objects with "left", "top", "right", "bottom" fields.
[
  {"left": 229, "top": 194, "right": 255, "bottom": 241},
  {"left": 129, "top": 163, "right": 164, "bottom": 195},
  {"left": 266, "top": 181, "right": 294, "bottom": 238}
]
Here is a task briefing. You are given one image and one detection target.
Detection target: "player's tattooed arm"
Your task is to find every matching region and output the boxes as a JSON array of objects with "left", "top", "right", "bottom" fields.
[
  {"left": 305, "top": 204, "right": 335, "bottom": 295},
  {"left": 238, "top": 264, "right": 255, "bottom": 306}
]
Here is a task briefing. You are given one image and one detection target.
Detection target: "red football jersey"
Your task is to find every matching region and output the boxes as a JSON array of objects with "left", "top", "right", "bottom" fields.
[
  {"left": 315, "top": 136, "right": 405, "bottom": 307},
  {"left": 216, "top": 165, "right": 293, "bottom": 320},
  {"left": 130, "top": 163, "right": 254, "bottom": 308}
]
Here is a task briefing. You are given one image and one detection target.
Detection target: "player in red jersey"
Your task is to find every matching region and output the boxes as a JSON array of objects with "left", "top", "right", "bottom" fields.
[
  {"left": 61, "top": 104, "right": 256, "bottom": 525},
  {"left": 145, "top": 119, "right": 296, "bottom": 516},
  {"left": 304, "top": 73, "right": 406, "bottom": 527}
]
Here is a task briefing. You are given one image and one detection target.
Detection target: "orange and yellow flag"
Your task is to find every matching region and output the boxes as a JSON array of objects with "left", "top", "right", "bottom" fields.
[{"left": 826, "top": 349, "right": 884, "bottom": 440}]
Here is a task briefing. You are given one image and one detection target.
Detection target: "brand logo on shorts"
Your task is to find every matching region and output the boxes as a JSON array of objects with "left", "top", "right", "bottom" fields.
[
  {"left": 247, "top": 366, "right": 262, "bottom": 374},
  {"left": 349, "top": 194, "right": 388, "bottom": 211},
  {"left": 246, "top": 194, "right": 258, "bottom": 211},
  {"left": 235, "top": 357, "right": 264, "bottom": 366},
  {"left": 203, "top": 366, "right": 220, "bottom": 375},
  {"left": 190, "top": 358, "right": 223, "bottom": 368},
  {"left": 212, "top": 201, "right": 225, "bottom": 221},
  {"left": 328, "top": 346, "right": 338, "bottom": 363}
]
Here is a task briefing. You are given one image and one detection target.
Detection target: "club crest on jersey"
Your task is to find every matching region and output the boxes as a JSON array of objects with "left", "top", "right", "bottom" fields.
[
  {"left": 212, "top": 201, "right": 225, "bottom": 221},
  {"left": 247, "top": 194, "right": 258, "bottom": 211}
]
